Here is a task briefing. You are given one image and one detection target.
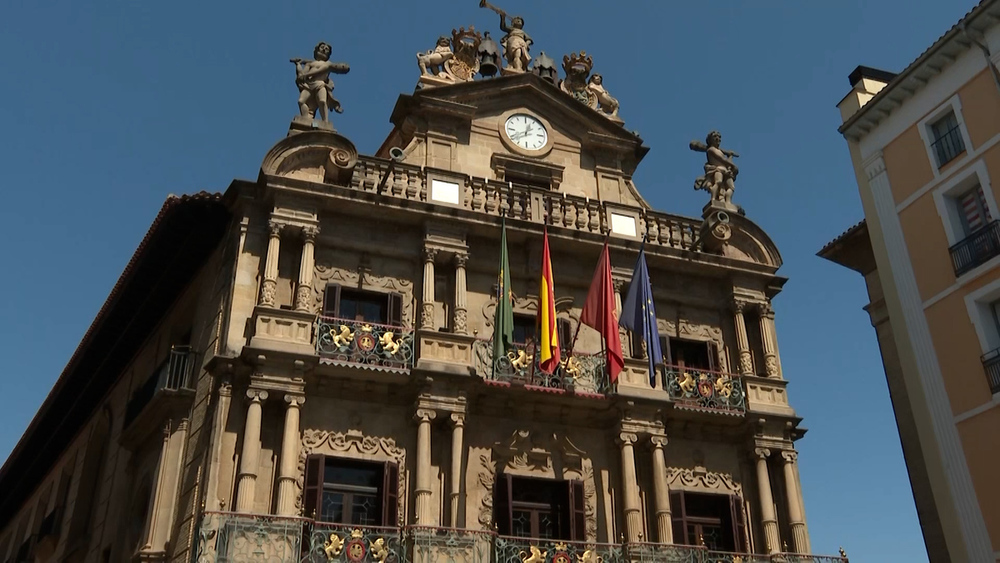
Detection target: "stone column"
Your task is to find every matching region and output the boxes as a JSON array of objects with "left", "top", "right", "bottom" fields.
[
  {"left": 453, "top": 254, "right": 469, "bottom": 335},
  {"left": 759, "top": 303, "right": 780, "bottom": 378},
  {"left": 617, "top": 432, "right": 642, "bottom": 542},
  {"left": 754, "top": 448, "right": 780, "bottom": 554},
  {"left": 448, "top": 413, "right": 466, "bottom": 527},
  {"left": 260, "top": 221, "right": 283, "bottom": 307},
  {"left": 420, "top": 249, "right": 438, "bottom": 330},
  {"left": 235, "top": 389, "right": 268, "bottom": 512},
  {"left": 650, "top": 435, "right": 673, "bottom": 543},
  {"left": 732, "top": 301, "right": 754, "bottom": 376},
  {"left": 414, "top": 408, "right": 437, "bottom": 523},
  {"left": 295, "top": 227, "right": 318, "bottom": 312},
  {"left": 781, "top": 451, "right": 809, "bottom": 553},
  {"left": 276, "top": 394, "right": 305, "bottom": 515}
]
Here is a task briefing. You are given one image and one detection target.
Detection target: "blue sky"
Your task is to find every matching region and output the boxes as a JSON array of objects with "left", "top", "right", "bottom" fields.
[{"left": 0, "top": 1, "right": 979, "bottom": 560}]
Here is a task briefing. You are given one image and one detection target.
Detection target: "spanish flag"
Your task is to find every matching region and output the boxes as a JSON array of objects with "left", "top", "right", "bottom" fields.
[{"left": 538, "top": 227, "right": 560, "bottom": 373}]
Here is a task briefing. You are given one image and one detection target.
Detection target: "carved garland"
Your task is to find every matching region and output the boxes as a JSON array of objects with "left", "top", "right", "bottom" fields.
[
  {"left": 296, "top": 429, "right": 408, "bottom": 525},
  {"left": 665, "top": 467, "right": 743, "bottom": 496}
]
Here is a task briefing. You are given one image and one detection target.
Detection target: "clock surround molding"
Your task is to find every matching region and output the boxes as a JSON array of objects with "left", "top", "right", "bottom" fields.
[{"left": 496, "top": 108, "right": 555, "bottom": 158}]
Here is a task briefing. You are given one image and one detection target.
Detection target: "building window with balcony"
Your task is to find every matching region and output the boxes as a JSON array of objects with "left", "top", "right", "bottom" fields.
[
  {"left": 939, "top": 173, "right": 1000, "bottom": 276},
  {"left": 929, "top": 111, "right": 965, "bottom": 168},
  {"left": 662, "top": 337, "right": 718, "bottom": 371},
  {"left": 494, "top": 475, "right": 586, "bottom": 541},
  {"left": 669, "top": 491, "right": 746, "bottom": 552},
  {"left": 322, "top": 284, "right": 403, "bottom": 326},
  {"left": 303, "top": 456, "right": 399, "bottom": 526}
]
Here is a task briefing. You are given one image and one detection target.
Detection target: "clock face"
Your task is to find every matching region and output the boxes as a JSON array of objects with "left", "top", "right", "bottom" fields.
[{"left": 504, "top": 114, "right": 548, "bottom": 151}]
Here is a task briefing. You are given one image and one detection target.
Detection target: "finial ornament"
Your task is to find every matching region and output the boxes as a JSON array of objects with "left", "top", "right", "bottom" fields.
[
  {"left": 690, "top": 130, "right": 741, "bottom": 213},
  {"left": 290, "top": 41, "right": 350, "bottom": 124}
]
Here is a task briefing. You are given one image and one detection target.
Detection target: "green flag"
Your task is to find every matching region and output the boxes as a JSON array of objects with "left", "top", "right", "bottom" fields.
[{"left": 493, "top": 219, "right": 515, "bottom": 366}]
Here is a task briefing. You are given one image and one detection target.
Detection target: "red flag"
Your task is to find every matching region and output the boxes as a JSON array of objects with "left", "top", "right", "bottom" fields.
[
  {"left": 538, "top": 228, "right": 560, "bottom": 373},
  {"left": 580, "top": 240, "right": 624, "bottom": 382}
]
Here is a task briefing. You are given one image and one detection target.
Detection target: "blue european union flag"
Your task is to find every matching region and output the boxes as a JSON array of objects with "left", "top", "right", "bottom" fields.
[{"left": 619, "top": 245, "right": 664, "bottom": 387}]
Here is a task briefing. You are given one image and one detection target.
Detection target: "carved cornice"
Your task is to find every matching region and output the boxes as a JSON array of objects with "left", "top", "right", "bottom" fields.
[{"left": 665, "top": 466, "right": 743, "bottom": 496}]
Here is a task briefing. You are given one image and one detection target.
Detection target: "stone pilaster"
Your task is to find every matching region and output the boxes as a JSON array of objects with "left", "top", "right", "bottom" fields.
[
  {"left": 733, "top": 300, "right": 754, "bottom": 376},
  {"left": 260, "top": 221, "right": 283, "bottom": 307},
  {"left": 295, "top": 227, "right": 318, "bottom": 312},
  {"left": 453, "top": 254, "right": 469, "bottom": 335},
  {"left": 754, "top": 448, "right": 781, "bottom": 554},
  {"left": 235, "top": 389, "right": 268, "bottom": 512},
  {"left": 448, "top": 413, "right": 466, "bottom": 527},
  {"left": 781, "top": 450, "right": 810, "bottom": 553},
  {"left": 420, "top": 249, "right": 438, "bottom": 330},
  {"left": 617, "top": 431, "right": 642, "bottom": 542},
  {"left": 276, "top": 394, "right": 305, "bottom": 515},
  {"left": 414, "top": 408, "right": 437, "bottom": 523},
  {"left": 759, "top": 302, "right": 780, "bottom": 378},
  {"left": 650, "top": 435, "right": 673, "bottom": 543}
]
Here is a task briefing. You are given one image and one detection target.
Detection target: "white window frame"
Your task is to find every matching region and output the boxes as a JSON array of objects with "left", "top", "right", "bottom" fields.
[
  {"left": 917, "top": 94, "right": 973, "bottom": 176},
  {"left": 932, "top": 159, "right": 997, "bottom": 247},
  {"left": 964, "top": 278, "right": 1000, "bottom": 356}
]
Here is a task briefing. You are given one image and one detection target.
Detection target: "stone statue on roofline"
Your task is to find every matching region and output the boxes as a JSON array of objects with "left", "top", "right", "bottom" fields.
[
  {"left": 290, "top": 42, "right": 350, "bottom": 125},
  {"left": 690, "top": 130, "right": 741, "bottom": 213},
  {"left": 480, "top": 0, "right": 532, "bottom": 73}
]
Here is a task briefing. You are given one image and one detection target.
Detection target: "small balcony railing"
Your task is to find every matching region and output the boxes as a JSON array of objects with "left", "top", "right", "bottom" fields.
[
  {"left": 663, "top": 365, "right": 746, "bottom": 415},
  {"left": 409, "top": 527, "right": 494, "bottom": 563},
  {"left": 495, "top": 536, "right": 623, "bottom": 563},
  {"left": 304, "top": 522, "right": 406, "bottom": 563},
  {"left": 123, "top": 345, "right": 197, "bottom": 427},
  {"left": 981, "top": 347, "right": 1000, "bottom": 395},
  {"left": 472, "top": 339, "right": 611, "bottom": 395},
  {"left": 930, "top": 125, "right": 965, "bottom": 168},
  {"left": 315, "top": 316, "right": 414, "bottom": 372},
  {"left": 950, "top": 220, "right": 1000, "bottom": 276}
]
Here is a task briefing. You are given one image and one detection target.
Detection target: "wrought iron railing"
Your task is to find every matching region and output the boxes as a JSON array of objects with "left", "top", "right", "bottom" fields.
[
  {"left": 408, "top": 526, "right": 495, "bottom": 563},
  {"left": 950, "top": 220, "right": 1000, "bottom": 276},
  {"left": 347, "top": 157, "right": 701, "bottom": 252},
  {"left": 123, "top": 345, "right": 197, "bottom": 427},
  {"left": 195, "top": 515, "right": 849, "bottom": 563},
  {"left": 663, "top": 365, "right": 746, "bottom": 415},
  {"left": 495, "top": 536, "right": 624, "bottom": 563},
  {"left": 315, "top": 316, "right": 414, "bottom": 371},
  {"left": 471, "top": 338, "right": 611, "bottom": 394},
  {"left": 981, "top": 347, "right": 1000, "bottom": 395},
  {"left": 930, "top": 125, "right": 965, "bottom": 167}
]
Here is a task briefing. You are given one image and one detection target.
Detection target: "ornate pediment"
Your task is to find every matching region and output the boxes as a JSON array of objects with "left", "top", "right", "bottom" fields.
[{"left": 666, "top": 465, "right": 743, "bottom": 496}]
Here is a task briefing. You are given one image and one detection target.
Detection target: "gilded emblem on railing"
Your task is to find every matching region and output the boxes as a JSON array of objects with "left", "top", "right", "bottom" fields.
[
  {"left": 331, "top": 325, "right": 355, "bottom": 347},
  {"left": 715, "top": 376, "right": 733, "bottom": 399},
  {"left": 552, "top": 543, "right": 572, "bottom": 563},
  {"left": 560, "top": 356, "right": 582, "bottom": 379},
  {"left": 678, "top": 371, "right": 696, "bottom": 394},
  {"left": 370, "top": 537, "right": 390, "bottom": 563},
  {"left": 508, "top": 348, "right": 533, "bottom": 370},
  {"left": 577, "top": 549, "right": 603, "bottom": 563},
  {"left": 520, "top": 545, "right": 547, "bottom": 563},
  {"left": 697, "top": 374, "right": 715, "bottom": 398},
  {"left": 357, "top": 325, "right": 377, "bottom": 352},
  {"left": 323, "top": 533, "right": 345, "bottom": 559},
  {"left": 344, "top": 529, "right": 366, "bottom": 562},
  {"left": 380, "top": 331, "right": 401, "bottom": 356}
]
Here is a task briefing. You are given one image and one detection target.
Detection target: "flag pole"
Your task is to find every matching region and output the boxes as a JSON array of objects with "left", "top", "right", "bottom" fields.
[{"left": 569, "top": 232, "right": 610, "bottom": 357}]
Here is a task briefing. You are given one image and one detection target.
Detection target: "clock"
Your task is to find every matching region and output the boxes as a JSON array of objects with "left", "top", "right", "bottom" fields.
[{"left": 504, "top": 113, "right": 548, "bottom": 151}]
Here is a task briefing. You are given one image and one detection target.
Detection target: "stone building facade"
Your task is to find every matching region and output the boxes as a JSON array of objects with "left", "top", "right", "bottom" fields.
[{"left": 0, "top": 20, "right": 846, "bottom": 563}]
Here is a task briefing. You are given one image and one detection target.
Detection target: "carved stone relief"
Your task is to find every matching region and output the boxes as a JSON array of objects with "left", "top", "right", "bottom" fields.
[
  {"left": 296, "top": 429, "right": 407, "bottom": 525},
  {"left": 665, "top": 466, "right": 742, "bottom": 497}
]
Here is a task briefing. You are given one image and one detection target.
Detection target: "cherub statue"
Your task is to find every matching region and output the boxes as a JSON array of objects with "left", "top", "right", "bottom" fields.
[
  {"left": 417, "top": 36, "right": 454, "bottom": 77},
  {"left": 480, "top": 1, "right": 532, "bottom": 72},
  {"left": 587, "top": 74, "right": 619, "bottom": 117},
  {"left": 290, "top": 42, "right": 350, "bottom": 122},
  {"left": 690, "top": 130, "right": 740, "bottom": 209}
]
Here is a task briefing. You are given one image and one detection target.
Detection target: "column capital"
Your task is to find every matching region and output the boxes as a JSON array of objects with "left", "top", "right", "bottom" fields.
[
  {"left": 414, "top": 408, "right": 437, "bottom": 423},
  {"left": 268, "top": 220, "right": 284, "bottom": 237},
  {"left": 284, "top": 394, "right": 306, "bottom": 407},
  {"left": 247, "top": 389, "right": 269, "bottom": 402},
  {"left": 753, "top": 447, "right": 771, "bottom": 460},
  {"left": 759, "top": 301, "right": 775, "bottom": 319},
  {"left": 423, "top": 247, "right": 439, "bottom": 263},
  {"left": 449, "top": 412, "right": 466, "bottom": 427},
  {"left": 617, "top": 431, "right": 638, "bottom": 446},
  {"left": 649, "top": 434, "right": 668, "bottom": 448},
  {"left": 453, "top": 252, "right": 469, "bottom": 268},
  {"left": 780, "top": 450, "right": 798, "bottom": 463},
  {"left": 732, "top": 299, "right": 748, "bottom": 314},
  {"left": 302, "top": 225, "right": 319, "bottom": 242}
]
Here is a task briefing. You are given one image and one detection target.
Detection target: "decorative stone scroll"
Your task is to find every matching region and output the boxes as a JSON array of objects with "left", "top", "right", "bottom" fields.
[
  {"left": 665, "top": 466, "right": 743, "bottom": 496},
  {"left": 296, "top": 429, "right": 407, "bottom": 524}
]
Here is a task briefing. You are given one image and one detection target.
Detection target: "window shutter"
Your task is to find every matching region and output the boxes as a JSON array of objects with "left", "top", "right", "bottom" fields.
[
  {"left": 387, "top": 293, "right": 404, "bottom": 327},
  {"left": 669, "top": 491, "right": 685, "bottom": 545},
  {"left": 304, "top": 455, "right": 323, "bottom": 519},
  {"left": 495, "top": 473, "right": 513, "bottom": 535},
  {"left": 662, "top": 336, "right": 672, "bottom": 366},
  {"left": 558, "top": 319, "right": 572, "bottom": 353},
  {"left": 706, "top": 342, "right": 719, "bottom": 371},
  {"left": 322, "top": 284, "right": 342, "bottom": 317},
  {"left": 567, "top": 480, "right": 586, "bottom": 542},
  {"left": 729, "top": 495, "right": 749, "bottom": 553},
  {"left": 382, "top": 461, "right": 399, "bottom": 527},
  {"left": 960, "top": 188, "right": 987, "bottom": 234}
]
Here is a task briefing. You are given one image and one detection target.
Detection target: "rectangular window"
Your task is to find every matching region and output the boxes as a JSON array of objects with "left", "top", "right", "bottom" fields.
[
  {"left": 303, "top": 456, "right": 399, "bottom": 527},
  {"left": 322, "top": 284, "right": 404, "bottom": 326},
  {"left": 669, "top": 491, "right": 745, "bottom": 552},
  {"left": 494, "top": 475, "right": 585, "bottom": 541},
  {"left": 513, "top": 314, "right": 537, "bottom": 346},
  {"left": 663, "top": 337, "right": 717, "bottom": 371},
  {"left": 930, "top": 111, "right": 965, "bottom": 167}
]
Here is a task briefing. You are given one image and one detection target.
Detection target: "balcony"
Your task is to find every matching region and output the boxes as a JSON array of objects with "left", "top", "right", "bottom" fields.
[
  {"left": 930, "top": 124, "right": 965, "bottom": 168},
  {"left": 123, "top": 346, "right": 197, "bottom": 428},
  {"left": 663, "top": 365, "right": 747, "bottom": 416},
  {"left": 981, "top": 347, "right": 1000, "bottom": 395},
  {"left": 316, "top": 316, "right": 415, "bottom": 372},
  {"left": 471, "top": 339, "right": 611, "bottom": 395},
  {"left": 196, "top": 514, "right": 848, "bottom": 563},
  {"left": 950, "top": 220, "right": 1000, "bottom": 276}
]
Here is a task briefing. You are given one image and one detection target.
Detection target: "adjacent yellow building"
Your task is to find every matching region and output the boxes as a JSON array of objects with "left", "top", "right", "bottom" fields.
[{"left": 822, "top": 1, "right": 1000, "bottom": 561}]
